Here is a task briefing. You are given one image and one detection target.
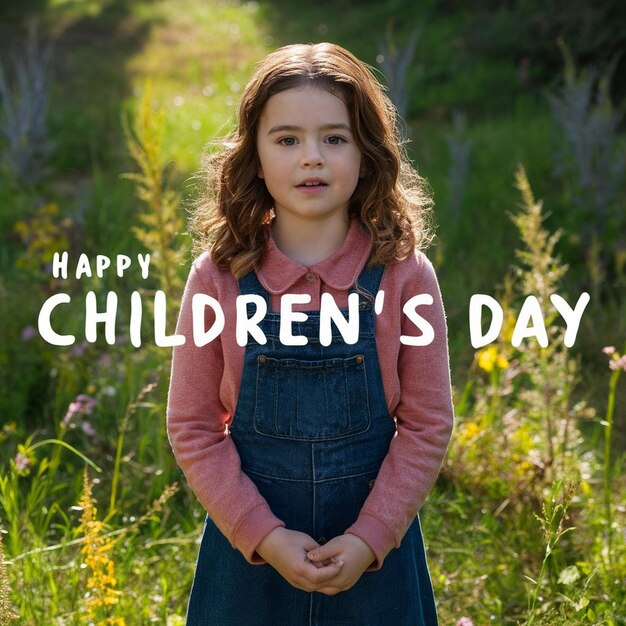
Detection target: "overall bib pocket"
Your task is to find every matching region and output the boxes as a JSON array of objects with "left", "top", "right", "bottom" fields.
[{"left": 253, "top": 354, "right": 371, "bottom": 440}]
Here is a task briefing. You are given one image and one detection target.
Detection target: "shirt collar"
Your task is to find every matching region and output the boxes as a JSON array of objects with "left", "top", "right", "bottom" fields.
[{"left": 257, "top": 220, "right": 374, "bottom": 295}]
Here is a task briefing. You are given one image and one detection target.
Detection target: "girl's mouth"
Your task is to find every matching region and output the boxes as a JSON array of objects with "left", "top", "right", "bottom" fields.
[
  {"left": 296, "top": 179, "right": 328, "bottom": 190},
  {"left": 296, "top": 183, "right": 328, "bottom": 194}
]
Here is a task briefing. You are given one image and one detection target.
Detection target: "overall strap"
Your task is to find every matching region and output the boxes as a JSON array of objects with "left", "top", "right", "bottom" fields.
[
  {"left": 352, "top": 262, "right": 385, "bottom": 308},
  {"left": 238, "top": 270, "right": 270, "bottom": 305}
]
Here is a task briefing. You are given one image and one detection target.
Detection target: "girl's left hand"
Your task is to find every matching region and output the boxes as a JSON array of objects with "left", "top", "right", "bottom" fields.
[{"left": 305, "top": 534, "right": 375, "bottom": 595}]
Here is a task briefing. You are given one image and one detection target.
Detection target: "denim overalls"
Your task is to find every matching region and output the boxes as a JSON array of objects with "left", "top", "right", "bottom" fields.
[{"left": 186, "top": 262, "right": 438, "bottom": 625}]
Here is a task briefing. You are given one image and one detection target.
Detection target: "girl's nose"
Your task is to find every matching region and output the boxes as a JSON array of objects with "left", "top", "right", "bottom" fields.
[{"left": 301, "top": 142, "right": 324, "bottom": 167}]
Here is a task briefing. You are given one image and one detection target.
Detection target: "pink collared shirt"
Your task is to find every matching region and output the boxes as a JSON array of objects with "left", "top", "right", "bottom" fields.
[{"left": 167, "top": 220, "right": 454, "bottom": 569}]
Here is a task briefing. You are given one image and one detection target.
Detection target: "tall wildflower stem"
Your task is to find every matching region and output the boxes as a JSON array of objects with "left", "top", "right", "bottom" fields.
[
  {"left": 108, "top": 413, "right": 128, "bottom": 520},
  {"left": 79, "top": 467, "right": 125, "bottom": 625},
  {"left": 526, "top": 480, "right": 575, "bottom": 625},
  {"left": 122, "top": 80, "right": 187, "bottom": 308},
  {"left": 602, "top": 342, "right": 625, "bottom": 564},
  {"left": 107, "top": 382, "right": 157, "bottom": 519},
  {"left": 0, "top": 530, "right": 18, "bottom": 625}
]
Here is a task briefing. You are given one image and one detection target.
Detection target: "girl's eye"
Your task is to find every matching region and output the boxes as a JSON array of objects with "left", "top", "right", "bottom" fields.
[
  {"left": 325, "top": 136, "right": 346, "bottom": 145},
  {"left": 278, "top": 137, "right": 297, "bottom": 146}
]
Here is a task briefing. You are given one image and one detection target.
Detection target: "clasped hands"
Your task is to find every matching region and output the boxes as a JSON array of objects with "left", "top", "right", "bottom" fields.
[{"left": 256, "top": 527, "right": 375, "bottom": 595}]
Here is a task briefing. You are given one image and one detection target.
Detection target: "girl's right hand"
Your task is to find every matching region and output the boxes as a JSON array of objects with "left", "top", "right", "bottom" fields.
[{"left": 256, "top": 527, "right": 344, "bottom": 592}]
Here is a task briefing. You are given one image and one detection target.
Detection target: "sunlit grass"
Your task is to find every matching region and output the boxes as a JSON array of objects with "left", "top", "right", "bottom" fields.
[{"left": 123, "top": 0, "right": 270, "bottom": 172}]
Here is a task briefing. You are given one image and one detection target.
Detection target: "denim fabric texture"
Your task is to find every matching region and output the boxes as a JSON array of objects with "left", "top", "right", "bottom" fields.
[{"left": 186, "top": 263, "right": 438, "bottom": 625}]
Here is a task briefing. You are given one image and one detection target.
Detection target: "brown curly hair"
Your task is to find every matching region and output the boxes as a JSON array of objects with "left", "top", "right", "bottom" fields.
[{"left": 190, "top": 42, "right": 434, "bottom": 277}]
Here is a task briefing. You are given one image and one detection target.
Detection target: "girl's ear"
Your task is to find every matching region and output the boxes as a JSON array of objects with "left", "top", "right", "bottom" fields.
[{"left": 258, "top": 165, "right": 264, "bottom": 179}]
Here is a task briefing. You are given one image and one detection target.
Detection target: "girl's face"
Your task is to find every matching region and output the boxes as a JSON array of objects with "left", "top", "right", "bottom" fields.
[{"left": 256, "top": 85, "right": 363, "bottom": 229}]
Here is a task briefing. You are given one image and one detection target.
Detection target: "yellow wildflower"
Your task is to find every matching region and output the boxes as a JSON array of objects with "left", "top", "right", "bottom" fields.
[
  {"left": 455, "top": 421, "right": 483, "bottom": 446},
  {"left": 477, "top": 345, "right": 509, "bottom": 372},
  {"left": 0, "top": 529, "right": 19, "bottom": 624},
  {"left": 13, "top": 202, "right": 71, "bottom": 281},
  {"left": 78, "top": 467, "right": 125, "bottom": 625}
]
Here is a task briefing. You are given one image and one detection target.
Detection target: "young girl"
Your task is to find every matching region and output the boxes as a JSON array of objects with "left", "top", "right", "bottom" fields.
[{"left": 167, "top": 42, "right": 454, "bottom": 625}]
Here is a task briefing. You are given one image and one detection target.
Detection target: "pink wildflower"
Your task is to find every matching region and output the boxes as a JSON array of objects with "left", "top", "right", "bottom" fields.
[
  {"left": 80, "top": 421, "right": 97, "bottom": 437},
  {"left": 602, "top": 346, "right": 616, "bottom": 355},
  {"left": 69, "top": 341, "right": 88, "bottom": 357},
  {"left": 456, "top": 618, "right": 474, "bottom": 626},
  {"left": 75, "top": 394, "right": 97, "bottom": 413},
  {"left": 98, "top": 352, "right": 113, "bottom": 368},
  {"left": 14, "top": 451, "right": 32, "bottom": 473},
  {"left": 609, "top": 355, "right": 626, "bottom": 372},
  {"left": 21, "top": 326, "right": 37, "bottom": 341},
  {"left": 62, "top": 394, "right": 98, "bottom": 427}
]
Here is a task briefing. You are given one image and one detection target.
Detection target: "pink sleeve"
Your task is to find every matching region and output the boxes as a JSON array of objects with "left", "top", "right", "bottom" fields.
[
  {"left": 345, "top": 253, "right": 454, "bottom": 569},
  {"left": 166, "top": 258, "right": 284, "bottom": 563}
]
